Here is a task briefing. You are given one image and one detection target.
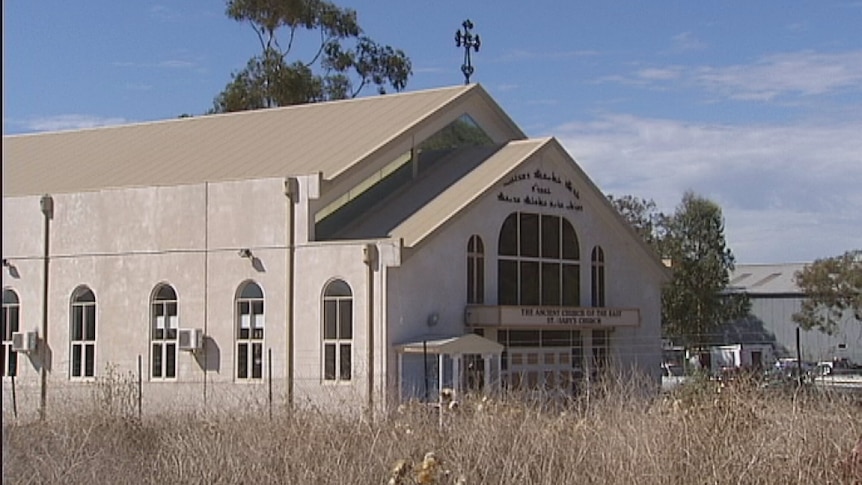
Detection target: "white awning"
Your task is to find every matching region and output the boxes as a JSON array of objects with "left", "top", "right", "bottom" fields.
[{"left": 395, "top": 333, "right": 504, "bottom": 355}]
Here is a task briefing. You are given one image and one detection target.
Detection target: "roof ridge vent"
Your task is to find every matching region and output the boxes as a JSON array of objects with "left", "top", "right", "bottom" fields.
[{"left": 751, "top": 272, "right": 782, "bottom": 288}]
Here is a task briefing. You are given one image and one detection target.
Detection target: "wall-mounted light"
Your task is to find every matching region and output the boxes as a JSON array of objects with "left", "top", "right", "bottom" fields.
[
  {"left": 427, "top": 312, "right": 439, "bottom": 328},
  {"left": 238, "top": 248, "right": 253, "bottom": 259},
  {"left": 2, "top": 259, "right": 20, "bottom": 279}
]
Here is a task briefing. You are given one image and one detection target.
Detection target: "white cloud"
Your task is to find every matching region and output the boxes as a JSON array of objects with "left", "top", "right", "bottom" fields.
[
  {"left": 671, "top": 32, "right": 706, "bottom": 52},
  {"left": 495, "top": 83, "right": 519, "bottom": 92},
  {"left": 497, "top": 49, "right": 598, "bottom": 63},
  {"left": 113, "top": 59, "right": 199, "bottom": 70},
  {"left": 20, "top": 114, "right": 129, "bottom": 132},
  {"left": 602, "top": 50, "right": 862, "bottom": 101},
  {"left": 637, "top": 67, "right": 683, "bottom": 81},
  {"left": 412, "top": 66, "right": 446, "bottom": 74},
  {"left": 149, "top": 5, "right": 181, "bottom": 22},
  {"left": 694, "top": 51, "right": 862, "bottom": 100},
  {"left": 553, "top": 114, "right": 862, "bottom": 263},
  {"left": 158, "top": 60, "right": 196, "bottom": 69},
  {"left": 785, "top": 22, "right": 807, "bottom": 33},
  {"left": 125, "top": 83, "right": 153, "bottom": 91}
]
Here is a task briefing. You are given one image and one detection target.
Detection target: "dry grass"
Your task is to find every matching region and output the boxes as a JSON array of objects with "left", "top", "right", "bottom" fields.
[{"left": 3, "top": 377, "right": 861, "bottom": 484}]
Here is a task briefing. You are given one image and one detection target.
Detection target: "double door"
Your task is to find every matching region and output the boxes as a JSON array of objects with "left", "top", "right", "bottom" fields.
[{"left": 504, "top": 347, "right": 583, "bottom": 393}]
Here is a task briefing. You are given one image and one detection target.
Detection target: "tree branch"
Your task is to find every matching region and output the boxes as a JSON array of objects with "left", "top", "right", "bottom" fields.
[
  {"left": 306, "top": 29, "right": 329, "bottom": 68},
  {"left": 251, "top": 24, "right": 267, "bottom": 53},
  {"left": 284, "top": 26, "right": 297, "bottom": 57},
  {"left": 350, "top": 77, "right": 367, "bottom": 98}
]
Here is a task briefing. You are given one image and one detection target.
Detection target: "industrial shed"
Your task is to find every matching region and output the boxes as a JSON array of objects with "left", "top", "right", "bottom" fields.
[{"left": 725, "top": 263, "right": 861, "bottom": 364}]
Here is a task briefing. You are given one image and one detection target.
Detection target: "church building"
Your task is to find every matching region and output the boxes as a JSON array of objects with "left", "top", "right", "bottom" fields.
[{"left": 2, "top": 84, "right": 668, "bottom": 417}]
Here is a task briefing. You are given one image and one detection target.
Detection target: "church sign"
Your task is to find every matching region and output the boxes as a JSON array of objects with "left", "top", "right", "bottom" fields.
[
  {"left": 465, "top": 306, "right": 640, "bottom": 328},
  {"left": 497, "top": 169, "right": 584, "bottom": 212}
]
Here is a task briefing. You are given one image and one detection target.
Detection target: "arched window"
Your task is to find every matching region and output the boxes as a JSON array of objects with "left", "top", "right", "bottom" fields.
[
  {"left": 591, "top": 246, "right": 605, "bottom": 307},
  {"left": 2, "top": 289, "right": 20, "bottom": 377},
  {"left": 322, "top": 280, "right": 352, "bottom": 381},
  {"left": 236, "top": 282, "right": 264, "bottom": 380},
  {"left": 151, "top": 284, "right": 178, "bottom": 379},
  {"left": 467, "top": 235, "right": 485, "bottom": 304},
  {"left": 498, "top": 212, "right": 580, "bottom": 306},
  {"left": 70, "top": 286, "right": 96, "bottom": 378}
]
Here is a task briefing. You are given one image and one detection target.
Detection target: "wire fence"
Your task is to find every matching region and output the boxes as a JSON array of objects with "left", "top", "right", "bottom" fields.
[{"left": 4, "top": 323, "right": 860, "bottom": 421}]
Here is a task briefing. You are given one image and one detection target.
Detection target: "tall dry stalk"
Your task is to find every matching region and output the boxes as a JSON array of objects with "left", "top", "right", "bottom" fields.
[{"left": 3, "top": 376, "right": 860, "bottom": 484}]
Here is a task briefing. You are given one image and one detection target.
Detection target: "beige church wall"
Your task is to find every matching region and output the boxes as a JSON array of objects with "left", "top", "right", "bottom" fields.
[
  {"left": 49, "top": 184, "right": 207, "bottom": 256},
  {"left": 386, "top": 146, "right": 665, "bottom": 385},
  {"left": 2, "top": 178, "right": 293, "bottom": 419},
  {"left": 198, "top": 178, "right": 290, "bottom": 395},
  {"left": 2, "top": 197, "right": 45, "bottom": 384},
  {"left": 2, "top": 195, "right": 45, "bottom": 258},
  {"left": 206, "top": 178, "right": 290, "bottom": 251},
  {"left": 292, "top": 241, "right": 377, "bottom": 410},
  {"left": 2, "top": 196, "right": 49, "bottom": 388}
]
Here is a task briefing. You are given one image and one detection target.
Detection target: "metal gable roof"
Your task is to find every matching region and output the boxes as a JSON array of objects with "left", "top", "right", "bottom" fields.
[
  {"left": 388, "top": 136, "right": 672, "bottom": 282},
  {"left": 3, "top": 85, "right": 485, "bottom": 197},
  {"left": 389, "top": 138, "right": 548, "bottom": 248},
  {"left": 728, "top": 263, "right": 808, "bottom": 295}
]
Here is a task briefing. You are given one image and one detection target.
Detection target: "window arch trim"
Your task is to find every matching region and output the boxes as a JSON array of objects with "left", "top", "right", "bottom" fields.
[
  {"left": 3, "top": 288, "right": 20, "bottom": 305},
  {"left": 467, "top": 235, "right": 485, "bottom": 304},
  {"left": 235, "top": 280, "right": 265, "bottom": 380},
  {"left": 70, "top": 285, "right": 96, "bottom": 379},
  {"left": 322, "top": 278, "right": 353, "bottom": 382},
  {"left": 150, "top": 283, "right": 179, "bottom": 380}
]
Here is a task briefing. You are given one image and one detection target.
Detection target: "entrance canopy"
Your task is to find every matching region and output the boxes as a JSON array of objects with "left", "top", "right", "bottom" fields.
[
  {"left": 395, "top": 334, "right": 503, "bottom": 403},
  {"left": 396, "top": 333, "right": 503, "bottom": 356}
]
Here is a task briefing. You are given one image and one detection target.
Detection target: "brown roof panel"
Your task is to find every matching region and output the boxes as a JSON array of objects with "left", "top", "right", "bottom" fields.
[
  {"left": 3, "top": 85, "right": 478, "bottom": 197},
  {"left": 390, "top": 139, "right": 549, "bottom": 247}
]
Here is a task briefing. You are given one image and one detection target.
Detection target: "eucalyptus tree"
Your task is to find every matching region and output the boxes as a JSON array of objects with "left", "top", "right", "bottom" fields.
[
  {"left": 660, "top": 192, "right": 749, "bottom": 345},
  {"left": 608, "top": 192, "right": 749, "bottom": 345},
  {"left": 793, "top": 249, "right": 862, "bottom": 335},
  {"left": 212, "top": 0, "right": 412, "bottom": 112}
]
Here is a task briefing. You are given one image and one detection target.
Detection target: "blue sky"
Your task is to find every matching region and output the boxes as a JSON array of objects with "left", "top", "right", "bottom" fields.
[{"left": 4, "top": 1, "right": 861, "bottom": 264}]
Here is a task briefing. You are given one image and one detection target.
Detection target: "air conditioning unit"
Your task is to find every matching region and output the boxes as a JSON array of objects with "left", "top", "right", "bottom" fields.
[
  {"left": 12, "top": 331, "right": 38, "bottom": 353},
  {"left": 178, "top": 328, "right": 203, "bottom": 351}
]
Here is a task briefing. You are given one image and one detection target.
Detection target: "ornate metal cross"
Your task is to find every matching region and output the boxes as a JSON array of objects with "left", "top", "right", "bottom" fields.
[{"left": 455, "top": 19, "right": 481, "bottom": 84}]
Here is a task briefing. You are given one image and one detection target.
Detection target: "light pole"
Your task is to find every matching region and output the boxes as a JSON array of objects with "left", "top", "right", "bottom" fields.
[{"left": 455, "top": 20, "right": 481, "bottom": 84}]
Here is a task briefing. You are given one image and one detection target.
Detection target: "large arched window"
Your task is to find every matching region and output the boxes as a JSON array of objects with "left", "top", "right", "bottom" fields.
[
  {"left": 467, "top": 235, "right": 485, "bottom": 304},
  {"left": 498, "top": 212, "right": 580, "bottom": 306},
  {"left": 70, "top": 286, "right": 96, "bottom": 378},
  {"left": 591, "top": 246, "right": 606, "bottom": 307},
  {"left": 323, "top": 280, "right": 352, "bottom": 381},
  {"left": 151, "top": 284, "right": 178, "bottom": 379},
  {"left": 2, "top": 289, "right": 20, "bottom": 377},
  {"left": 236, "top": 282, "right": 264, "bottom": 380}
]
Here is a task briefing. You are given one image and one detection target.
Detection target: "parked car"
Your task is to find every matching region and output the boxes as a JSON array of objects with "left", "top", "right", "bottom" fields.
[
  {"left": 773, "top": 358, "right": 815, "bottom": 378},
  {"left": 815, "top": 358, "right": 861, "bottom": 377}
]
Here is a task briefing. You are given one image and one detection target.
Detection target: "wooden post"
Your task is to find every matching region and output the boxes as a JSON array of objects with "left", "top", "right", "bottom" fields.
[
  {"left": 423, "top": 340, "right": 429, "bottom": 402},
  {"left": 796, "top": 327, "right": 803, "bottom": 387},
  {"left": 11, "top": 374, "right": 18, "bottom": 419},
  {"left": 397, "top": 352, "right": 403, "bottom": 403},
  {"left": 137, "top": 354, "right": 142, "bottom": 419},
  {"left": 438, "top": 353, "right": 444, "bottom": 429},
  {"left": 268, "top": 348, "right": 273, "bottom": 420}
]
